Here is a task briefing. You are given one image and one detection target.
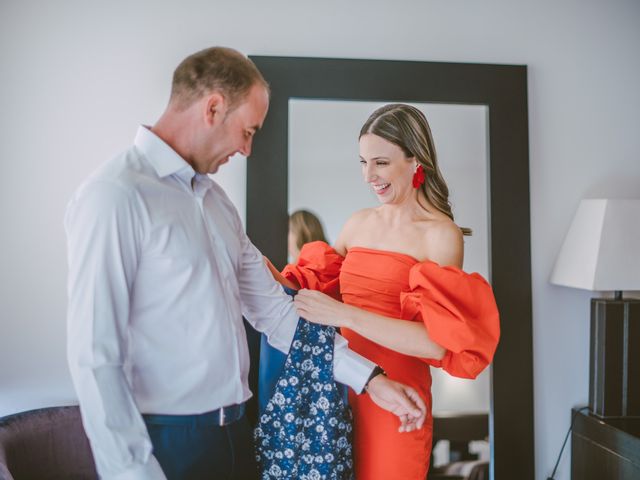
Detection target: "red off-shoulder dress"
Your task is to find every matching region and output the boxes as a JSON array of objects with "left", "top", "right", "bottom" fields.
[{"left": 282, "top": 241, "right": 500, "bottom": 480}]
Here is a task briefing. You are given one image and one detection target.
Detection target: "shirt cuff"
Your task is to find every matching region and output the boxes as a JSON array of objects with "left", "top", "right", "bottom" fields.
[
  {"left": 333, "top": 333, "right": 376, "bottom": 394},
  {"left": 108, "top": 455, "right": 166, "bottom": 480},
  {"left": 264, "top": 305, "right": 299, "bottom": 354}
]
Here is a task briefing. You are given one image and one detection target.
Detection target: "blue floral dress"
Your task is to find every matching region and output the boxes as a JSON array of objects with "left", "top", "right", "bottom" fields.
[{"left": 254, "top": 318, "right": 354, "bottom": 480}]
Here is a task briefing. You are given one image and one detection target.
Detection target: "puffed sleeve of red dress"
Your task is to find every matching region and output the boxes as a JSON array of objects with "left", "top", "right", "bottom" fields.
[
  {"left": 399, "top": 261, "right": 500, "bottom": 379},
  {"left": 281, "top": 241, "right": 343, "bottom": 299}
]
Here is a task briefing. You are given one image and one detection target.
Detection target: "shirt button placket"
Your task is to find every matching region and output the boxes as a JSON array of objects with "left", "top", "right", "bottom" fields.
[{"left": 193, "top": 177, "right": 243, "bottom": 400}]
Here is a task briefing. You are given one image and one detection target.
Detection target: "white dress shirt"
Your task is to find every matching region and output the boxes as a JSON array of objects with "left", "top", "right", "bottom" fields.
[{"left": 65, "top": 126, "right": 375, "bottom": 479}]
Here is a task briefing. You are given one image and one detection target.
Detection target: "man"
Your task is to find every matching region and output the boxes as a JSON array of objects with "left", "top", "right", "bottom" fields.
[{"left": 65, "top": 47, "right": 426, "bottom": 480}]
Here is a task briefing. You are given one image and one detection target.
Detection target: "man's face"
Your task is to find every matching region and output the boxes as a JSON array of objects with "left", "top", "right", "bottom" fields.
[{"left": 200, "top": 84, "right": 269, "bottom": 174}]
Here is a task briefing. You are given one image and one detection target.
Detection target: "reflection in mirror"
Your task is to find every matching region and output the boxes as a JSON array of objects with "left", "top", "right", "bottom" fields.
[{"left": 289, "top": 99, "right": 491, "bottom": 470}]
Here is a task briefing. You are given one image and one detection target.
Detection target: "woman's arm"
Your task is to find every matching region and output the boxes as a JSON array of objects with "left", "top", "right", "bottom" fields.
[
  {"left": 263, "top": 256, "right": 299, "bottom": 290},
  {"left": 348, "top": 304, "right": 446, "bottom": 359},
  {"left": 294, "top": 289, "right": 446, "bottom": 360}
]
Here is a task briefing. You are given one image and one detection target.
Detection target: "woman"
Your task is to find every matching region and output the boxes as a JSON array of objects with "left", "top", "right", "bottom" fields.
[{"left": 275, "top": 104, "right": 500, "bottom": 479}]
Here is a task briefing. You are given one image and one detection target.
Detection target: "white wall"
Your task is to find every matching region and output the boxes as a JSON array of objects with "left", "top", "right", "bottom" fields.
[{"left": 1, "top": 1, "right": 639, "bottom": 479}]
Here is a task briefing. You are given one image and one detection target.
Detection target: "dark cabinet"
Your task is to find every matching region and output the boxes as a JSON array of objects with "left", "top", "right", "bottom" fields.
[{"left": 571, "top": 408, "right": 640, "bottom": 479}]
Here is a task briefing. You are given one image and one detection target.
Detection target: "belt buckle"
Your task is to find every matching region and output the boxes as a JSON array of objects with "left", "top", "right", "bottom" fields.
[{"left": 218, "top": 403, "right": 244, "bottom": 426}]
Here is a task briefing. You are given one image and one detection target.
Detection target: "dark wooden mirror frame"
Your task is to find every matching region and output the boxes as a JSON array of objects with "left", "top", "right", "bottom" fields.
[{"left": 246, "top": 55, "right": 534, "bottom": 480}]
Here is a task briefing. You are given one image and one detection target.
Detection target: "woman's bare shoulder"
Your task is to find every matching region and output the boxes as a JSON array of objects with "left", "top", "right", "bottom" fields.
[
  {"left": 344, "top": 208, "right": 378, "bottom": 230},
  {"left": 422, "top": 218, "right": 464, "bottom": 268},
  {"left": 335, "top": 208, "right": 377, "bottom": 253}
]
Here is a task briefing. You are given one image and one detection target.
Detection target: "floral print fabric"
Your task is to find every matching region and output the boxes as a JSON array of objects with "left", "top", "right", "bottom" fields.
[{"left": 254, "top": 318, "right": 354, "bottom": 480}]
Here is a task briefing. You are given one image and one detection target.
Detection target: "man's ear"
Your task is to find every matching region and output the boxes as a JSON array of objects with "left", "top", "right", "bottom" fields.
[{"left": 204, "top": 92, "right": 227, "bottom": 126}]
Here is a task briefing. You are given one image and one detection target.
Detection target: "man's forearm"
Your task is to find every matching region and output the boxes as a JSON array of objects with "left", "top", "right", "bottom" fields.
[{"left": 68, "top": 358, "right": 165, "bottom": 478}]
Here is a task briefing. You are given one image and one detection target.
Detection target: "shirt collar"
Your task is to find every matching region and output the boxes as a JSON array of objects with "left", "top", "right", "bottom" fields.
[{"left": 134, "top": 125, "right": 195, "bottom": 182}]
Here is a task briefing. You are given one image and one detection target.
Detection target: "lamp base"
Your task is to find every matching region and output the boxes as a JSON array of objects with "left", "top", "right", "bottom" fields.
[{"left": 589, "top": 297, "right": 640, "bottom": 418}]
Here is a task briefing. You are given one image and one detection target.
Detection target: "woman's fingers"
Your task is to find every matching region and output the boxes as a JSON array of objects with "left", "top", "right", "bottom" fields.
[{"left": 293, "top": 289, "right": 343, "bottom": 326}]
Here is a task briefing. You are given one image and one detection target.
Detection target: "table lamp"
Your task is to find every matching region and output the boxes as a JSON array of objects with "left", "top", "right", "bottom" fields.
[{"left": 550, "top": 198, "right": 640, "bottom": 418}]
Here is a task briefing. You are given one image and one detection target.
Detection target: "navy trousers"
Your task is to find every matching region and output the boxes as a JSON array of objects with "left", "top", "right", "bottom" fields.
[{"left": 143, "top": 411, "right": 258, "bottom": 480}]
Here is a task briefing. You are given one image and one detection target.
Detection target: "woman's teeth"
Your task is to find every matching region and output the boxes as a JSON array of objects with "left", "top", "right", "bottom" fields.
[{"left": 373, "top": 183, "right": 390, "bottom": 193}]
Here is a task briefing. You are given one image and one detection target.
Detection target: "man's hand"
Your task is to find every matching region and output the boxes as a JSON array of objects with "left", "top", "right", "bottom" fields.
[{"left": 365, "top": 375, "right": 427, "bottom": 433}]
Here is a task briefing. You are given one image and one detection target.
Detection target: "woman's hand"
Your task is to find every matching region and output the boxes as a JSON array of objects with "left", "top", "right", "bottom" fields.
[{"left": 294, "top": 289, "right": 353, "bottom": 328}]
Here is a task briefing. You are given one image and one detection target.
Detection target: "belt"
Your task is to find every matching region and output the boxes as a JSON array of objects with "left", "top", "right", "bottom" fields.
[{"left": 143, "top": 402, "right": 246, "bottom": 427}]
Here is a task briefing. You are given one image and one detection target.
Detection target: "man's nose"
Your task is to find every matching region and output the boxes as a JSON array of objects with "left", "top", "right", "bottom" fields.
[{"left": 239, "top": 138, "right": 252, "bottom": 157}]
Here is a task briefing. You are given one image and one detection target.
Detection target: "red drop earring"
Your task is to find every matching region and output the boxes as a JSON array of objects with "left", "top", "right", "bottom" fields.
[{"left": 412, "top": 164, "right": 425, "bottom": 189}]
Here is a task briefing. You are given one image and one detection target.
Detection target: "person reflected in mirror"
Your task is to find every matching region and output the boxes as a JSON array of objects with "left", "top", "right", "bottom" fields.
[
  {"left": 270, "top": 104, "right": 501, "bottom": 480},
  {"left": 288, "top": 209, "right": 328, "bottom": 262}
]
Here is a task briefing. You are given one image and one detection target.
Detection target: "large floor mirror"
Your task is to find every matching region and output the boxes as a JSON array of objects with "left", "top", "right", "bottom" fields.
[{"left": 246, "top": 56, "right": 534, "bottom": 479}]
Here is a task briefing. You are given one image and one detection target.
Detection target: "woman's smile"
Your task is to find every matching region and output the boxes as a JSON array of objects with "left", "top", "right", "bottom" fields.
[{"left": 372, "top": 182, "right": 391, "bottom": 195}]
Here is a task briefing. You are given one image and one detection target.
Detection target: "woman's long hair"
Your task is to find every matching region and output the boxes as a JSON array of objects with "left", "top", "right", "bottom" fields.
[
  {"left": 289, "top": 210, "right": 328, "bottom": 250},
  {"left": 359, "top": 104, "right": 471, "bottom": 236}
]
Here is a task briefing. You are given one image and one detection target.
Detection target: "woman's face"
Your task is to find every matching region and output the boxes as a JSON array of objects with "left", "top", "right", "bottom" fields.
[{"left": 359, "top": 134, "right": 415, "bottom": 205}]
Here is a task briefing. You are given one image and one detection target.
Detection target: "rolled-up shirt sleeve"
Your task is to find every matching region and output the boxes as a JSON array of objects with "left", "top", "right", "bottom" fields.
[
  {"left": 65, "top": 180, "right": 166, "bottom": 479},
  {"left": 234, "top": 222, "right": 375, "bottom": 394}
]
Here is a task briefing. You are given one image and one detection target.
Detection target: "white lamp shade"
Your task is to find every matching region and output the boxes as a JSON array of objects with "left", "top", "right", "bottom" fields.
[{"left": 550, "top": 199, "right": 640, "bottom": 291}]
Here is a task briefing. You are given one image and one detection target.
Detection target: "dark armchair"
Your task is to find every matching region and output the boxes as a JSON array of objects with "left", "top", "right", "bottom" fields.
[{"left": 0, "top": 406, "right": 97, "bottom": 480}]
